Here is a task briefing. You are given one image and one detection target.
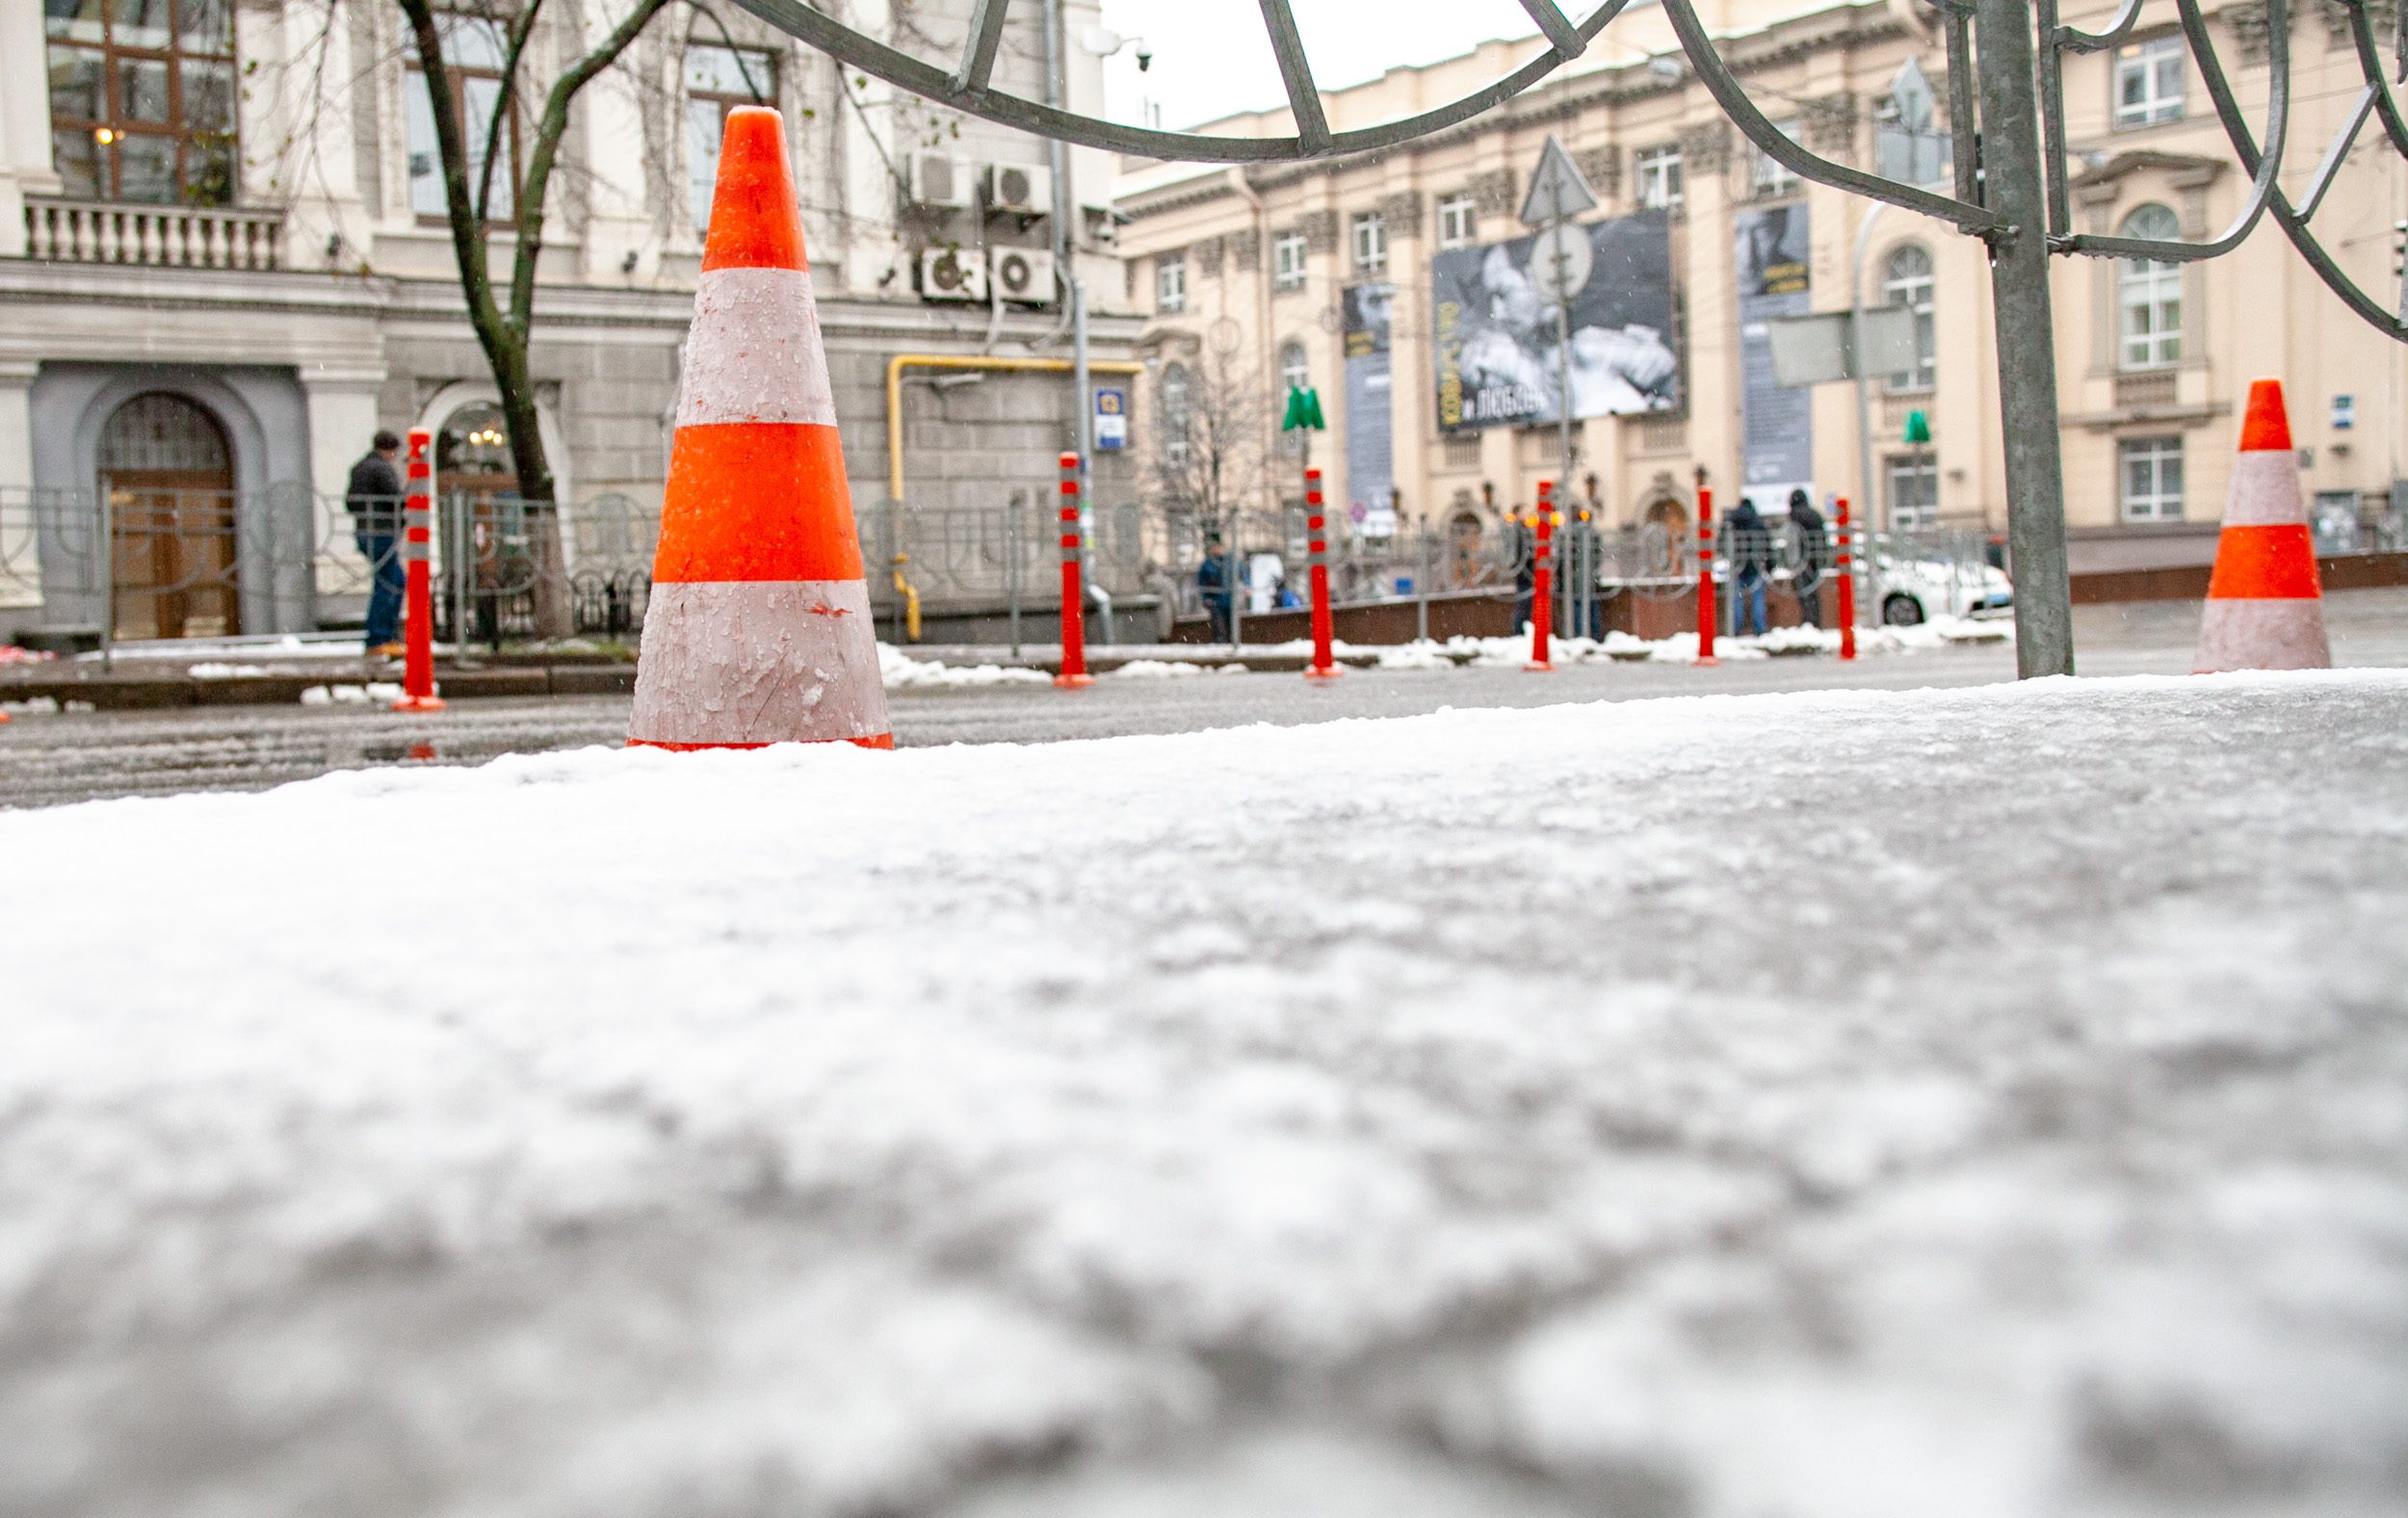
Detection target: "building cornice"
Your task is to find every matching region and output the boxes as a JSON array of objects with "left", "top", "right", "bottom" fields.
[{"left": 1116, "top": 3, "right": 1911, "bottom": 220}]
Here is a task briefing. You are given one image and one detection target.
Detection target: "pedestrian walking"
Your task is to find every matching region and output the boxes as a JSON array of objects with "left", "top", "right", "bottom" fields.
[
  {"left": 1789, "top": 488, "right": 1827, "bottom": 629},
  {"left": 1724, "top": 495, "right": 1771, "bottom": 637},
  {"left": 1507, "top": 508, "right": 1538, "bottom": 634},
  {"left": 345, "top": 430, "right": 406, "bottom": 656}
]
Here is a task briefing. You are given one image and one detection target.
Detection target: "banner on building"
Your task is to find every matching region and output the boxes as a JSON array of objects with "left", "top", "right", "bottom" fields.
[
  {"left": 1343, "top": 282, "right": 1397, "bottom": 537},
  {"left": 1735, "top": 204, "right": 1815, "bottom": 513},
  {"left": 1431, "top": 208, "right": 1679, "bottom": 432}
]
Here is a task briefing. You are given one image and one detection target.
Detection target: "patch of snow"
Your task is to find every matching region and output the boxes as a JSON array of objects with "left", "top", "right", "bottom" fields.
[
  {"left": 878, "top": 643, "right": 1051, "bottom": 689},
  {"left": 1, "top": 694, "right": 61, "bottom": 715},
  {"left": 2, "top": 672, "right": 2403, "bottom": 1516},
  {"left": 1106, "top": 660, "right": 1210, "bottom": 679},
  {"left": 187, "top": 662, "right": 273, "bottom": 679}
]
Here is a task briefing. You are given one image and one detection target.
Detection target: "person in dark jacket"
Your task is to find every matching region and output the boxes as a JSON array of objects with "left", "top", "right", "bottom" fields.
[
  {"left": 1198, "top": 529, "right": 1246, "bottom": 643},
  {"left": 1724, "top": 496, "right": 1771, "bottom": 636},
  {"left": 345, "top": 431, "right": 406, "bottom": 655},
  {"left": 1506, "top": 509, "right": 1538, "bottom": 634},
  {"left": 1788, "top": 487, "right": 1827, "bottom": 629}
]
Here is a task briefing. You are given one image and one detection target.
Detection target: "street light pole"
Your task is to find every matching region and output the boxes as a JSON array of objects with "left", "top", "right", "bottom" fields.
[{"left": 1973, "top": 0, "right": 2075, "bottom": 678}]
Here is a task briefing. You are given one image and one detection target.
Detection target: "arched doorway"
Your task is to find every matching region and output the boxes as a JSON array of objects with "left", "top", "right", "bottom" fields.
[{"left": 101, "top": 393, "right": 238, "bottom": 639}]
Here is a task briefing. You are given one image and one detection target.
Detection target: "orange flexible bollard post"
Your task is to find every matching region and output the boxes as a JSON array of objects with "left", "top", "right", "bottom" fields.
[
  {"left": 390, "top": 428, "right": 446, "bottom": 712},
  {"left": 1055, "top": 452, "right": 1093, "bottom": 688},
  {"left": 1303, "top": 465, "right": 1341, "bottom": 680},
  {"left": 1527, "top": 481, "right": 1556, "bottom": 671},
  {"left": 1696, "top": 479, "right": 1718, "bottom": 667},
  {"left": 1835, "top": 496, "right": 1857, "bottom": 662}
]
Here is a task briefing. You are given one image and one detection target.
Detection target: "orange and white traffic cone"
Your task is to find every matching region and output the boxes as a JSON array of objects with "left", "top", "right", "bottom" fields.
[
  {"left": 2194, "top": 378, "right": 2330, "bottom": 673},
  {"left": 628, "top": 106, "right": 892, "bottom": 750}
]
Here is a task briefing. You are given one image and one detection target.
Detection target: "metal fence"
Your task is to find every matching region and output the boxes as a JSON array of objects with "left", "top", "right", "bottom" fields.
[
  {"left": 0, "top": 485, "right": 659, "bottom": 656},
  {"left": 9, "top": 484, "right": 2400, "bottom": 652}
]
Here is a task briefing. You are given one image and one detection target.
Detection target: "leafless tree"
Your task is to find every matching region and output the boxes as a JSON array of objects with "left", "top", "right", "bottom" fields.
[{"left": 1149, "top": 342, "right": 1272, "bottom": 530}]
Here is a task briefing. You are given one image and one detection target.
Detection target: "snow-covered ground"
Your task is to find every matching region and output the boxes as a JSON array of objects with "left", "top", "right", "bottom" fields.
[{"left": 5, "top": 672, "right": 2406, "bottom": 1518}]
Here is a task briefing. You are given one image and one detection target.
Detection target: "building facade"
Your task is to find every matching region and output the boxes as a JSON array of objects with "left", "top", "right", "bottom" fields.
[
  {"left": 3, "top": 0, "right": 1138, "bottom": 644},
  {"left": 1113, "top": 0, "right": 2407, "bottom": 576}
]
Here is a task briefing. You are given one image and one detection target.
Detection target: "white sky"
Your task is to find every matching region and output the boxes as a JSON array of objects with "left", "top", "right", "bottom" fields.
[{"left": 1095, "top": 0, "right": 1548, "bottom": 131}]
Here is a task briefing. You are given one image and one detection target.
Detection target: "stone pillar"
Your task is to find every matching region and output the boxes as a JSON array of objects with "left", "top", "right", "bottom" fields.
[
  {"left": 0, "top": 360, "right": 39, "bottom": 617},
  {"left": 0, "top": 0, "right": 63, "bottom": 258},
  {"left": 300, "top": 364, "right": 387, "bottom": 626}
]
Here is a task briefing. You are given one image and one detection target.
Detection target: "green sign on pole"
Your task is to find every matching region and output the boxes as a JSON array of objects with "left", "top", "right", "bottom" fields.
[
  {"left": 1903, "top": 408, "right": 1931, "bottom": 445},
  {"left": 1281, "top": 385, "right": 1326, "bottom": 432}
]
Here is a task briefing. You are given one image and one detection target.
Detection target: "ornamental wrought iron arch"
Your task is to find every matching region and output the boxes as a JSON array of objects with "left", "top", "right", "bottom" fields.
[{"left": 727, "top": 0, "right": 2408, "bottom": 678}]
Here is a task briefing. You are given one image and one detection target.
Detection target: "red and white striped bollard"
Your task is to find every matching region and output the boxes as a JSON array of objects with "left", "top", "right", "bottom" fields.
[
  {"left": 1054, "top": 451, "right": 1093, "bottom": 688},
  {"left": 390, "top": 427, "right": 445, "bottom": 712},
  {"left": 1526, "top": 481, "right": 1556, "bottom": 672},
  {"left": 1695, "top": 479, "right": 1718, "bottom": 667},
  {"left": 1303, "top": 465, "right": 1341, "bottom": 680},
  {"left": 1835, "top": 496, "right": 1857, "bottom": 661}
]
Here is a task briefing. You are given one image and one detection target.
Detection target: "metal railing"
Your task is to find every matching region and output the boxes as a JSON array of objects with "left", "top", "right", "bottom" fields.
[
  {"left": 21, "top": 196, "right": 284, "bottom": 271},
  {"left": 0, "top": 485, "right": 655, "bottom": 658}
]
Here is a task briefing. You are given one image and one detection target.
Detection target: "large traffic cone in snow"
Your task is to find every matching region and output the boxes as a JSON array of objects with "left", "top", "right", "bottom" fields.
[
  {"left": 627, "top": 106, "right": 891, "bottom": 750},
  {"left": 2194, "top": 379, "right": 2330, "bottom": 673}
]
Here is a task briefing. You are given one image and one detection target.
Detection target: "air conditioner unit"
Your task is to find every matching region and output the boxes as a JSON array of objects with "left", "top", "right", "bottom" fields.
[
  {"left": 909, "top": 152, "right": 973, "bottom": 210},
  {"left": 988, "top": 246, "right": 1057, "bottom": 305},
  {"left": 985, "top": 161, "right": 1052, "bottom": 216},
  {"left": 919, "top": 246, "right": 987, "bottom": 302}
]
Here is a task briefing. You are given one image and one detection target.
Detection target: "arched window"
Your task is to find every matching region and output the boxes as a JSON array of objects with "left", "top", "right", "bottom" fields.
[
  {"left": 1882, "top": 244, "right": 1935, "bottom": 392},
  {"left": 2118, "top": 204, "right": 2184, "bottom": 370},
  {"left": 1159, "top": 361, "right": 1191, "bottom": 467}
]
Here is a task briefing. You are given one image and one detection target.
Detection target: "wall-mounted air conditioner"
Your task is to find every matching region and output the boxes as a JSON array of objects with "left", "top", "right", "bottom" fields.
[
  {"left": 985, "top": 162, "right": 1052, "bottom": 216},
  {"left": 919, "top": 246, "right": 987, "bottom": 301},
  {"left": 909, "top": 152, "right": 973, "bottom": 210},
  {"left": 988, "top": 246, "right": 1056, "bottom": 305}
]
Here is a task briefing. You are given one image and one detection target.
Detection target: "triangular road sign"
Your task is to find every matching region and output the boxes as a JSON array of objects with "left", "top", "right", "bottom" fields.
[{"left": 1520, "top": 136, "right": 1600, "bottom": 227}]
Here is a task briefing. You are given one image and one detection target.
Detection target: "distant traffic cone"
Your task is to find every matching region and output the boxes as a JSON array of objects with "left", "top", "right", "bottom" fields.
[
  {"left": 627, "top": 106, "right": 892, "bottom": 750},
  {"left": 2193, "top": 379, "right": 2330, "bottom": 673}
]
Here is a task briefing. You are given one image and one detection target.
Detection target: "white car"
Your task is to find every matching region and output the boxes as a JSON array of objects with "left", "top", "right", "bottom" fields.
[{"left": 1869, "top": 551, "right": 2013, "bottom": 625}]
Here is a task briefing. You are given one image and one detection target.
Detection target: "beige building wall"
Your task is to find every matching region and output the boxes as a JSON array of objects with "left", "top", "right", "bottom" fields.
[{"left": 1111, "top": 0, "right": 2407, "bottom": 571}]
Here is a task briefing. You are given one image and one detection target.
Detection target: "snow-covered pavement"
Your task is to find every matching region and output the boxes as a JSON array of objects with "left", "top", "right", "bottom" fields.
[{"left": 6, "top": 672, "right": 2406, "bottom": 1518}]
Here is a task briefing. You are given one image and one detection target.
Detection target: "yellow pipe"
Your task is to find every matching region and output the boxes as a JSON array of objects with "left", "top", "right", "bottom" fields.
[{"left": 884, "top": 353, "right": 1146, "bottom": 505}]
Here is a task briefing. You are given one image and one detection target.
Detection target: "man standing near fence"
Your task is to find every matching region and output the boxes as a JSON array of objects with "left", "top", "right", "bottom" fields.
[
  {"left": 1198, "top": 529, "right": 1241, "bottom": 643},
  {"left": 1724, "top": 495, "right": 1771, "bottom": 637},
  {"left": 345, "top": 430, "right": 406, "bottom": 657},
  {"left": 1789, "top": 488, "right": 1826, "bottom": 630}
]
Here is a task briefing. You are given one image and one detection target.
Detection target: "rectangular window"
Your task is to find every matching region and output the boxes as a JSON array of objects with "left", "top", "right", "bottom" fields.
[
  {"left": 1636, "top": 146, "right": 1684, "bottom": 212},
  {"left": 1273, "top": 229, "right": 1307, "bottom": 289},
  {"left": 45, "top": 0, "right": 239, "bottom": 205},
  {"left": 406, "top": 13, "right": 519, "bottom": 223},
  {"left": 1750, "top": 120, "right": 1802, "bottom": 198},
  {"left": 2120, "top": 258, "right": 2183, "bottom": 370},
  {"left": 686, "top": 43, "right": 775, "bottom": 230},
  {"left": 1155, "top": 249, "right": 1186, "bottom": 313},
  {"left": 1351, "top": 210, "right": 1386, "bottom": 273},
  {"left": 1442, "top": 433, "right": 1481, "bottom": 469},
  {"left": 2114, "top": 37, "right": 2186, "bottom": 129},
  {"left": 1887, "top": 456, "right": 1939, "bottom": 527},
  {"left": 1436, "top": 192, "right": 1477, "bottom": 248},
  {"left": 2119, "top": 436, "right": 2185, "bottom": 521}
]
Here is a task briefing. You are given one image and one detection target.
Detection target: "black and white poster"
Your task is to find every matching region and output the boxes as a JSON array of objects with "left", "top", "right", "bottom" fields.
[
  {"left": 1343, "top": 282, "right": 1396, "bottom": 537},
  {"left": 1735, "top": 204, "right": 1814, "bottom": 512},
  {"left": 1432, "top": 209, "right": 1679, "bottom": 432}
]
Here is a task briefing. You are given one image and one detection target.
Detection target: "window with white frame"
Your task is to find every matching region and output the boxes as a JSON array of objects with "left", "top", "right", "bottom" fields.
[
  {"left": 1273, "top": 229, "right": 1307, "bottom": 288},
  {"left": 1882, "top": 244, "right": 1936, "bottom": 392},
  {"left": 686, "top": 43, "right": 775, "bottom": 230},
  {"left": 1156, "top": 250, "right": 1186, "bottom": 313},
  {"left": 406, "top": 13, "right": 517, "bottom": 222},
  {"left": 1887, "top": 456, "right": 1939, "bottom": 527},
  {"left": 1635, "top": 145, "right": 1683, "bottom": 212},
  {"left": 1750, "top": 119, "right": 1802, "bottom": 198},
  {"left": 2114, "top": 36, "right": 2186, "bottom": 129},
  {"left": 1351, "top": 210, "right": 1386, "bottom": 273},
  {"left": 2117, "top": 203, "right": 2184, "bottom": 370},
  {"left": 1279, "top": 341, "right": 1309, "bottom": 395},
  {"left": 1436, "top": 192, "right": 1477, "bottom": 248},
  {"left": 1160, "top": 362, "right": 1192, "bottom": 469},
  {"left": 2119, "top": 435, "right": 2185, "bottom": 521}
]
